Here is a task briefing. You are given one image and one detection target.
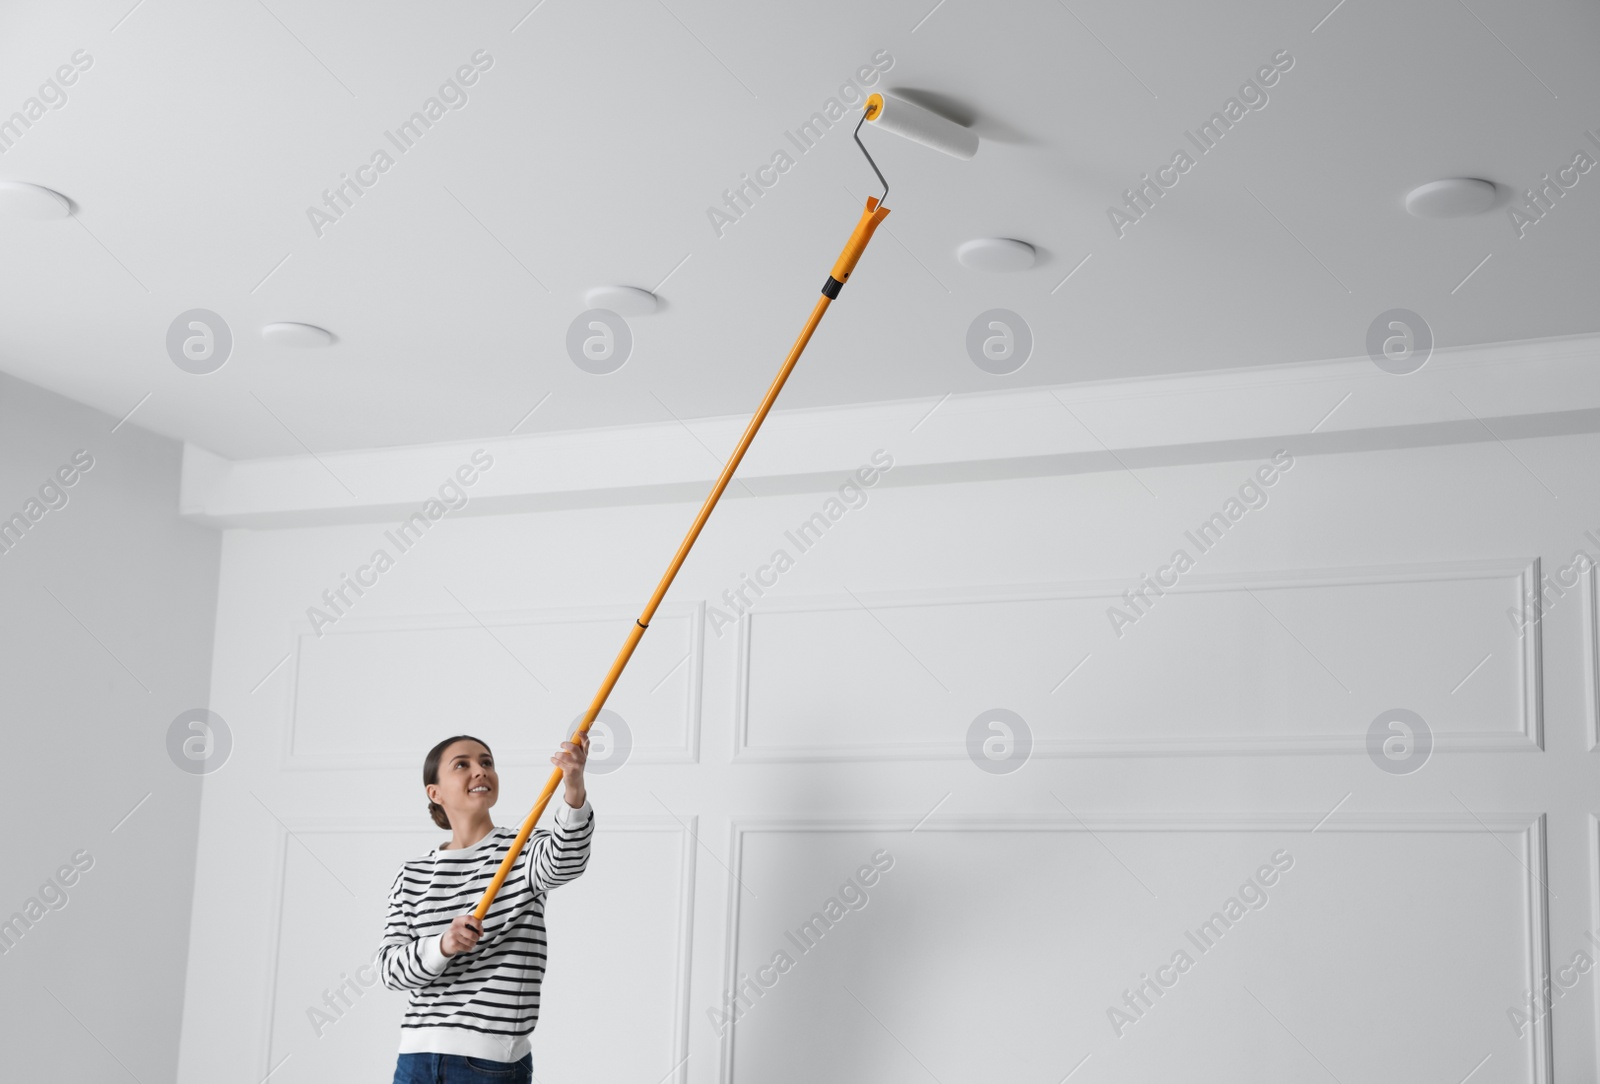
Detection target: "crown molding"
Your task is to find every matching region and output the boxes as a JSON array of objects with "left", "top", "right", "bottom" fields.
[{"left": 180, "top": 332, "right": 1600, "bottom": 528}]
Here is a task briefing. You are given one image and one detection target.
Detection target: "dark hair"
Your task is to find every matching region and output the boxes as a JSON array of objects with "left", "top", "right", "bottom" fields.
[{"left": 424, "top": 735, "right": 493, "bottom": 830}]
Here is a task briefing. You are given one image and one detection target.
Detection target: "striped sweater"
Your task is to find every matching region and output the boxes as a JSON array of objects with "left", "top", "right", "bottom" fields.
[{"left": 377, "top": 798, "right": 594, "bottom": 1061}]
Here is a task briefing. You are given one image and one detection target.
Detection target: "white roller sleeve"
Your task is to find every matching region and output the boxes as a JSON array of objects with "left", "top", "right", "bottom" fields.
[{"left": 866, "top": 92, "right": 979, "bottom": 160}]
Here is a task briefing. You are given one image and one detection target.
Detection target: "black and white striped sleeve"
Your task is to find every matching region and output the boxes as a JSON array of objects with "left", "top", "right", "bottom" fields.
[
  {"left": 376, "top": 867, "right": 451, "bottom": 991},
  {"left": 527, "top": 797, "right": 594, "bottom": 894}
]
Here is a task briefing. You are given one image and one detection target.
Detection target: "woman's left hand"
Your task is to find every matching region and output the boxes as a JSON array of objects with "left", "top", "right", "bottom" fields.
[{"left": 552, "top": 732, "right": 589, "bottom": 807}]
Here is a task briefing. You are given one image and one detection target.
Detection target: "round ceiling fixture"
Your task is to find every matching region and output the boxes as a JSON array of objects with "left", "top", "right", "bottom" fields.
[
  {"left": 0, "top": 181, "right": 72, "bottom": 220},
  {"left": 260, "top": 322, "right": 335, "bottom": 347},
  {"left": 1404, "top": 178, "right": 1497, "bottom": 218},
  {"left": 956, "top": 238, "right": 1036, "bottom": 272},
  {"left": 584, "top": 285, "right": 659, "bottom": 316}
]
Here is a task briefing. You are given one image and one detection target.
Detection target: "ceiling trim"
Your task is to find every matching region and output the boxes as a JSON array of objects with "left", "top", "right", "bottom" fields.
[{"left": 180, "top": 331, "right": 1600, "bottom": 528}]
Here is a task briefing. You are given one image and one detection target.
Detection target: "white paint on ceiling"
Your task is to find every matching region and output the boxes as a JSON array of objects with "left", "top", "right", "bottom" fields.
[{"left": 0, "top": 0, "right": 1595, "bottom": 460}]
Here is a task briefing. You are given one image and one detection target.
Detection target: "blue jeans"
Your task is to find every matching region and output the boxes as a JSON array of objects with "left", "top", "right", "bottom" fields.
[{"left": 391, "top": 1052, "right": 533, "bottom": 1083}]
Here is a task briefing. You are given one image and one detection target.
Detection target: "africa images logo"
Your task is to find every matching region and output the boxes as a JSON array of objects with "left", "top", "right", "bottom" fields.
[
  {"left": 1107, "top": 50, "right": 1295, "bottom": 238},
  {"left": 1106, "top": 451, "right": 1293, "bottom": 637},
  {"left": 706, "top": 50, "right": 894, "bottom": 238}
]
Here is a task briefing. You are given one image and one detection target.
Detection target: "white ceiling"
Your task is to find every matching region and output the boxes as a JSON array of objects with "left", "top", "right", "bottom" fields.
[{"left": 2, "top": 0, "right": 1597, "bottom": 460}]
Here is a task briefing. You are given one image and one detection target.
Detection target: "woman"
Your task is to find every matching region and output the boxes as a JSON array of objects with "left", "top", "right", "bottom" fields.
[{"left": 379, "top": 732, "right": 594, "bottom": 1082}]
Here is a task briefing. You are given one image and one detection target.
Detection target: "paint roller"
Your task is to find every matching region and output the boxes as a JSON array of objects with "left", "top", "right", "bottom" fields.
[
  {"left": 469, "top": 93, "right": 978, "bottom": 922},
  {"left": 863, "top": 92, "right": 980, "bottom": 160}
]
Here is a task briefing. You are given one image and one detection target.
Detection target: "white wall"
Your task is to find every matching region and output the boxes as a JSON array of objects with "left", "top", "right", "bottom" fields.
[
  {"left": 0, "top": 372, "right": 221, "bottom": 1082},
  {"left": 178, "top": 419, "right": 1599, "bottom": 1083}
]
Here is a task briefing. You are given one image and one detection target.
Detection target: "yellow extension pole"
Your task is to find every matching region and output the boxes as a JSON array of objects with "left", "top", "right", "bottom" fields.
[{"left": 473, "top": 195, "right": 892, "bottom": 920}]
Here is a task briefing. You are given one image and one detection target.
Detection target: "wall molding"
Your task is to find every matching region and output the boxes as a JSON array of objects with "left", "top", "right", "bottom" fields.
[
  {"left": 1585, "top": 564, "right": 1600, "bottom": 754},
  {"left": 716, "top": 812, "right": 1552, "bottom": 1084},
  {"left": 276, "top": 600, "right": 704, "bottom": 771},
  {"left": 733, "top": 558, "right": 1543, "bottom": 761}
]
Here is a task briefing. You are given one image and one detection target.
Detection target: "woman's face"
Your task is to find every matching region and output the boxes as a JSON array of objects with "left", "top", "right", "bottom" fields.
[{"left": 429, "top": 740, "right": 497, "bottom": 817}]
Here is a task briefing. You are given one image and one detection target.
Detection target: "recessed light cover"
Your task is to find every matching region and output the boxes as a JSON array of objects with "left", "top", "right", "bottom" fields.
[
  {"left": 260, "top": 322, "right": 335, "bottom": 347},
  {"left": 584, "top": 285, "right": 658, "bottom": 316},
  {"left": 956, "top": 238, "right": 1036, "bottom": 272},
  {"left": 0, "top": 181, "right": 71, "bottom": 220},
  {"left": 1405, "top": 178, "right": 1497, "bottom": 218}
]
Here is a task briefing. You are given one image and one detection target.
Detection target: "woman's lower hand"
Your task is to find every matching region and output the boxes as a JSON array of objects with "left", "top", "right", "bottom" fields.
[{"left": 440, "top": 914, "right": 483, "bottom": 957}]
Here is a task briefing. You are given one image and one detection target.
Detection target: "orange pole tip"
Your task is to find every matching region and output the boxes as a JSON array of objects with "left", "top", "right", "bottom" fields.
[{"left": 829, "top": 199, "right": 891, "bottom": 288}]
